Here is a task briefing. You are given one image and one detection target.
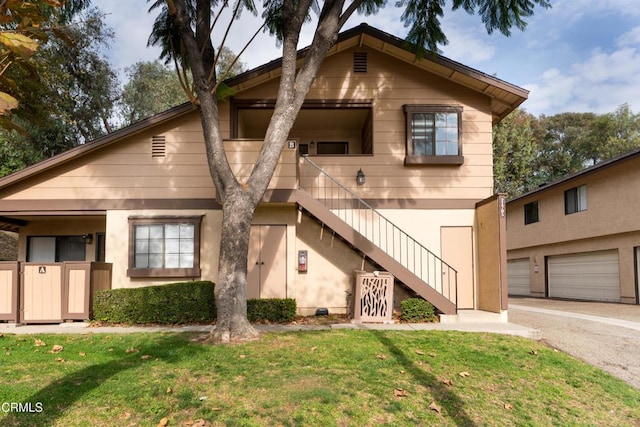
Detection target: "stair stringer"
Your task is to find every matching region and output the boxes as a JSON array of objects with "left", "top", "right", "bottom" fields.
[{"left": 296, "top": 190, "right": 457, "bottom": 315}]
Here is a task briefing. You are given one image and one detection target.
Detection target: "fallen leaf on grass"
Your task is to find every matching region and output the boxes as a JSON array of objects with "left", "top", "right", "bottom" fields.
[
  {"left": 239, "top": 354, "right": 246, "bottom": 359},
  {"left": 504, "top": 403, "right": 513, "bottom": 410},
  {"left": 376, "top": 354, "right": 387, "bottom": 360},
  {"left": 415, "top": 350, "right": 425, "bottom": 355},
  {"left": 51, "top": 344, "right": 64, "bottom": 353},
  {"left": 166, "top": 387, "right": 172, "bottom": 394},
  {"left": 198, "top": 396, "right": 207, "bottom": 401},
  {"left": 34, "top": 339, "right": 46, "bottom": 347},
  {"left": 55, "top": 357, "right": 65, "bottom": 362},
  {"left": 125, "top": 347, "right": 139, "bottom": 354},
  {"left": 416, "top": 360, "right": 425, "bottom": 366},
  {"left": 310, "top": 346, "right": 318, "bottom": 352},
  {"left": 157, "top": 417, "right": 169, "bottom": 427},
  {"left": 79, "top": 352, "right": 86, "bottom": 357},
  {"left": 141, "top": 355, "right": 151, "bottom": 360},
  {"left": 441, "top": 378, "right": 454, "bottom": 387},
  {"left": 529, "top": 350, "right": 538, "bottom": 355},
  {"left": 429, "top": 401, "right": 442, "bottom": 414},
  {"left": 458, "top": 371, "right": 470, "bottom": 378},
  {"left": 428, "top": 352, "right": 437, "bottom": 358},
  {"left": 5, "top": 352, "right": 9, "bottom": 356},
  {"left": 393, "top": 388, "right": 409, "bottom": 397}
]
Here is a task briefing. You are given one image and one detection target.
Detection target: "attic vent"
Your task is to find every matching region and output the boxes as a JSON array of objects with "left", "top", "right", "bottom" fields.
[
  {"left": 353, "top": 51, "right": 367, "bottom": 73},
  {"left": 151, "top": 135, "right": 166, "bottom": 158}
]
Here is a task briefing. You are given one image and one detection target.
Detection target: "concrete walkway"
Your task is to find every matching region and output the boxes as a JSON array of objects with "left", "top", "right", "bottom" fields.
[{"left": 0, "top": 313, "right": 540, "bottom": 338}]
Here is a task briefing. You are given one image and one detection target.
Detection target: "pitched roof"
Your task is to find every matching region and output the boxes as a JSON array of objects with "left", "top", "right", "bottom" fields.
[
  {"left": 227, "top": 23, "right": 528, "bottom": 124},
  {"left": 508, "top": 147, "right": 640, "bottom": 204},
  {"left": 0, "top": 23, "right": 528, "bottom": 192}
]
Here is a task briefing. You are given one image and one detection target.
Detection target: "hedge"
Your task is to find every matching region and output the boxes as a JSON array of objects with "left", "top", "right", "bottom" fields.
[
  {"left": 400, "top": 297, "right": 436, "bottom": 323},
  {"left": 92, "top": 281, "right": 216, "bottom": 324},
  {"left": 93, "top": 281, "right": 297, "bottom": 324},
  {"left": 247, "top": 298, "right": 297, "bottom": 323}
]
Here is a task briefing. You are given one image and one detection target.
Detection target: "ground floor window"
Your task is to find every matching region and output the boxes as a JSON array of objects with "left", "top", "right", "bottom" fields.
[
  {"left": 27, "top": 236, "right": 86, "bottom": 262},
  {"left": 127, "top": 216, "right": 202, "bottom": 278}
]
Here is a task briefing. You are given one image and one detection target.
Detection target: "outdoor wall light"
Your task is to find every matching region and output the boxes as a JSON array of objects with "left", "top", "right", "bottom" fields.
[
  {"left": 356, "top": 168, "right": 366, "bottom": 186},
  {"left": 82, "top": 233, "right": 93, "bottom": 245},
  {"left": 309, "top": 140, "right": 315, "bottom": 148}
]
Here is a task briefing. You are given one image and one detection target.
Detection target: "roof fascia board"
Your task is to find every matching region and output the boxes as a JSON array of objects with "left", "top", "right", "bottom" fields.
[{"left": 508, "top": 148, "right": 640, "bottom": 204}]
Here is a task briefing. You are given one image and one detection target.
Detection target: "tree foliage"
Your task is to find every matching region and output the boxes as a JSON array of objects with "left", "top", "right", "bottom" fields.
[
  {"left": 119, "top": 60, "right": 188, "bottom": 126},
  {"left": 0, "top": 5, "right": 119, "bottom": 177},
  {"left": 494, "top": 104, "right": 640, "bottom": 199}
]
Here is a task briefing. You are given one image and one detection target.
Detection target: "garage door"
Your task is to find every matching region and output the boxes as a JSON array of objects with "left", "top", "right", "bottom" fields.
[
  {"left": 507, "top": 259, "right": 530, "bottom": 296},
  {"left": 548, "top": 250, "right": 620, "bottom": 302}
]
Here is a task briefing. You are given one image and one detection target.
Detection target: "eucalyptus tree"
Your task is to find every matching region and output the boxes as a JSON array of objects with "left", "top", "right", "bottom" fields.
[{"left": 150, "top": 0, "right": 551, "bottom": 343}]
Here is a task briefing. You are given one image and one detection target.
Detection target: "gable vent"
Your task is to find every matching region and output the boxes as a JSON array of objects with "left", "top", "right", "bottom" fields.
[
  {"left": 353, "top": 51, "right": 367, "bottom": 73},
  {"left": 151, "top": 135, "right": 166, "bottom": 158}
]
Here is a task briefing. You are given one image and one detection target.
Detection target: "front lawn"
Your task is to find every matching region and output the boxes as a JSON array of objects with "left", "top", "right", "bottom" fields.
[{"left": 1, "top": 330, "right": 638, "bottom": 426}]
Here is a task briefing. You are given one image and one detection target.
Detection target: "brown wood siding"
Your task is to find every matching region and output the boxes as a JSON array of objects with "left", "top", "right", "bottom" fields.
[{"left": 1, "top": 47, "right": 492, "bottom": 203}]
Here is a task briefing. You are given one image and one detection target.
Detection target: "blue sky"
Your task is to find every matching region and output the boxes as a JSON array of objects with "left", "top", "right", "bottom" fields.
[{"left": 94, "top": 0, "right": 640, "bottom": 117}]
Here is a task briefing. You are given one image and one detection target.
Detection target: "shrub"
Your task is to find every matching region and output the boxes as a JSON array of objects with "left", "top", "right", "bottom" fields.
[
  {"left": 247, "top": 298, "right": 297, "bottom": 323},
  {"left": 92, "top": 281, "right": 215, "bottom": 324},
  {"left": 400, "top": 298, "right": 436, "bottom": 323},
  {"left": 93, "top": 281, "right": 297, "bottom": 325}
]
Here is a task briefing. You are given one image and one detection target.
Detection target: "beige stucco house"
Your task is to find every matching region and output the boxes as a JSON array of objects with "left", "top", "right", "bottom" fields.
[
  {"left": 0, "top": 24, "right": 527, "bottom": 323},
  {"left": 507, "top": 148, "right": 640, "bottom": 304}
]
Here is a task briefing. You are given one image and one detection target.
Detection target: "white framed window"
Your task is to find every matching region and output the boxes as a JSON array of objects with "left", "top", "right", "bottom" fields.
[{"left": 564, "top": 185, "right": 587, "bottom": 215}]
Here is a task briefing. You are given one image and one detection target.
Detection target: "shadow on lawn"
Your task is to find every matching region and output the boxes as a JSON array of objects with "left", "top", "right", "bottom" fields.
[
  {"left": 1, "top": 333, "right": 205, "bottom": 427},
  {"left": 372, "top": 331, "right": 477, "bottom": 427}
]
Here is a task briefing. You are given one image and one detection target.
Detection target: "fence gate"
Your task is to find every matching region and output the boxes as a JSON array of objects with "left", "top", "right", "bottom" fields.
[
  {"left": 352, "top": 270, "right": 394, "bottom": 323},
  {"left": 0, "top": 262, "right": 19, "bottom": 322}
]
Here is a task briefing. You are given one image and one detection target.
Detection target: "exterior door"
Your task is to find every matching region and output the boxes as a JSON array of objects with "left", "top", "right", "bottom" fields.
[
  {"left": 547, "top": 250, "right": 620, "bottom": 302},
  {"left": 247, "top": 225, "right": 287, "bottom": 299},
  {"left": 441, "top": 226, "right": 474, "bottom": 309}
]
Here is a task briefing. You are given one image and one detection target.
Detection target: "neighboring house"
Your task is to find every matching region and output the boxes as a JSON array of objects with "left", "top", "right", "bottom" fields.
[
  {"left": 0, "top": 24, "right": 527, "bottom": 323},
  {"left": 506, "top": 148, "right": 640, "bottom": 304}
]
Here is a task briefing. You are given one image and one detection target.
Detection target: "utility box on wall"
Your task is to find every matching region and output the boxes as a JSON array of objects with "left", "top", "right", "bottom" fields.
[{"left": 352, "top": 270, "right": 394, "bottom": 323}]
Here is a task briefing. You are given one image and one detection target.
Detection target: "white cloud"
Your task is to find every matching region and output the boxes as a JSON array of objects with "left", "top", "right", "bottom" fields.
[
  {"left": 616, "top": 26, "right": 640, "bottom": 47},
  {"left": 524, "top": 44, "right": 640, "bottom": 115}
]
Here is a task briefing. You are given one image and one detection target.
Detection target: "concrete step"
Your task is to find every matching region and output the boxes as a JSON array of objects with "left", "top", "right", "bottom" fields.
[{"left": 439, "top": 310, "right": 508, "bottom": 324}]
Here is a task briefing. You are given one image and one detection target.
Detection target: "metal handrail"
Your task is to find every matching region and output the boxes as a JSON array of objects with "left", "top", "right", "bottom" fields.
[{"left": 299, "top": 156, "right": 457, "bottom": 304}]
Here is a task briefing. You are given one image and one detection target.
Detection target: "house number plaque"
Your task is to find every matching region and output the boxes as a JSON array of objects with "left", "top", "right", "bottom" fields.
[{"left": 38, "top": 266, "right": 46, "bottom": 274}]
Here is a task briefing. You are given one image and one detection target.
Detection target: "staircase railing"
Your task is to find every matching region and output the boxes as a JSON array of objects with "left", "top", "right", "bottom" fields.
[{"left": 298, "top": 156, "right": 457, "bottom": 305}]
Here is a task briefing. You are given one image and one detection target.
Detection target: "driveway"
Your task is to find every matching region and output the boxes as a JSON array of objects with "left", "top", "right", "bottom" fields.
[{"left": 509, "top": 297, "right": 640, "bottom": 389}]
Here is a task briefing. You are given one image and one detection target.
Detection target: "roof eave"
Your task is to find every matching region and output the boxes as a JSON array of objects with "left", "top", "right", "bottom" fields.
[{"left": 0, "top": 103, "right": 196, "bottom": 190}]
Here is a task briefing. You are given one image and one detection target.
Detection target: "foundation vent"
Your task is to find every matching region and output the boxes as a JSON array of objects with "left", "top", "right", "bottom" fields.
[
  {"left": 353, "top": 51, "right": 367, "bottom": 73},
  {"left": 151, "top": 135, "right": 166, "bottom": 158}
]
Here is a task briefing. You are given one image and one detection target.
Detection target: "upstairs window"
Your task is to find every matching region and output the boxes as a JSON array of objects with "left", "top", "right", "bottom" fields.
[
  {"left": 564, "top": 185, "right": 587, "bottom": 215},
  {"left": 524, "top": 201, "right": 539, "bottom": 225},
  {"left": 128, "top": 216, "right": 202, "bottom": 278},
  {"left": 403, "top": 105, "right": 463, "bottom": 165}
]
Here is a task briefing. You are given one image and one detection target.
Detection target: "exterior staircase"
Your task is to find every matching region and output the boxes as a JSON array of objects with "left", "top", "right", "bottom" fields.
[{"left": 297, "top": 157, "right": 458, "bottom": 315}]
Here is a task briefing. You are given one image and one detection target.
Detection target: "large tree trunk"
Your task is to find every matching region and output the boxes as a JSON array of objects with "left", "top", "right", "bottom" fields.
[
  {"left": 207, "top": 188, "right": 260, "bottom": 343},
  {"left": 168, "top": 0, "right": 349, "bottom": 344}
]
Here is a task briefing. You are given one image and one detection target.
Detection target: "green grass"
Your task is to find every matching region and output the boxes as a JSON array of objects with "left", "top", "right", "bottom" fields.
[{"left": 1, "top": 330, "right": 639, "bottom": 426}]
